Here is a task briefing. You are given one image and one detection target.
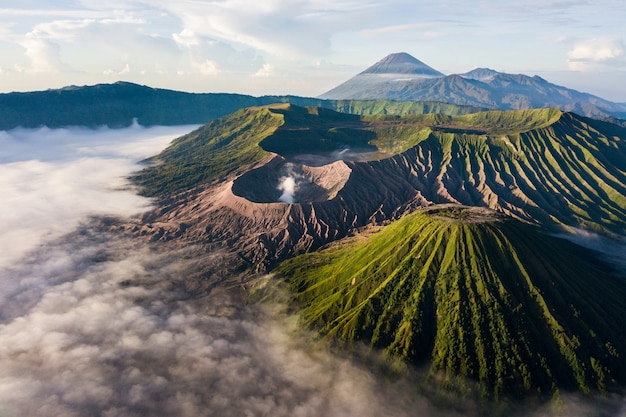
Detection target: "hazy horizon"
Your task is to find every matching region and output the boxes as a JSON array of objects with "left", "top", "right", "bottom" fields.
[{"left": 0, "top": 1, "right": 625, "bottom": 101}]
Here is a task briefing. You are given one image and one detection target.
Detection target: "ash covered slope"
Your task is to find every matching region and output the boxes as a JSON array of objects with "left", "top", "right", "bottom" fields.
[
  {"left": 276, "top": 206, "right": 626, "bottom": 399},
  {"left": 320, "top": 52, "right": 445, "bottom": 102},
  {"left": 132, "top": 104, "right": 626, "bottom": 268},
  {"left": 359, "top": 52, "right": 444, "bottom": 76},
  {"left": 320, "top": 53, "right": 626, "bottom": 120}
]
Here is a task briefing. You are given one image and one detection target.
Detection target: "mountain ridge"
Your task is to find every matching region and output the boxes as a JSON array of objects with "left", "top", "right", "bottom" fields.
[
  {"left": 0, "top": 81, "right": 483, "bottom": 130},
  {"left": 131, "top": 104, "right": 626, "bottom": 270},
  {"left": 319, "top": 53, "right": 626, "bottom": 120}
]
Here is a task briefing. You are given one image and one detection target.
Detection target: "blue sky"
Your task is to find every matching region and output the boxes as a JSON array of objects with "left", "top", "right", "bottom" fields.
[{"left": 0, "top": 0, "right": 625, "bottom": 100}]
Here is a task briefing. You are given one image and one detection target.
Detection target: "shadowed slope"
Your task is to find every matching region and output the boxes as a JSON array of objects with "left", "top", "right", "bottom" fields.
[
  {"left": 132, "top": 105, "right": 626, "bottom": 269},
  {"left": 276, "top": 206, "right": 626, "bottom": 399}
]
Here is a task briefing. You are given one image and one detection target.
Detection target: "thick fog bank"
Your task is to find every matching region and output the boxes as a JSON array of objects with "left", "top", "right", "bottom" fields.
[
  {"left": 0, "top": 124, "right": 196, "bottom": 268},
  {"left": 0, "top": 228, "right": 432, "bottom": 417}
]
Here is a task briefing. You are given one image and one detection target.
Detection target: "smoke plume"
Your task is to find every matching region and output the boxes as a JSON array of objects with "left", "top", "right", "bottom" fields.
[{"left": 277, "top": 163, "right": 300, "bottom": 203}]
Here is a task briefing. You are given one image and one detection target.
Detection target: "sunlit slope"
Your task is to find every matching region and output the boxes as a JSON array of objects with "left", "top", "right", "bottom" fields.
[
  {"left": 133, "top": 106, "right": 284, "bottom": 196},
  {"left": 276, "top": 207, "right": 626, "bottom": 398},
  {"left": 133, "top": 104, "right": 373, "bottom": 196},
  {"left": 373, "top": 110, "right": 626, "bottom": 235},
  {"left": 133, "top": 104, "right": 626, "bottom": 236}
]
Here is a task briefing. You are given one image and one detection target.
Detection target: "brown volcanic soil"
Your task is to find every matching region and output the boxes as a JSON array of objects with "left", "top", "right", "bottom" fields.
[
  {"left": 128, "top": 151, "right": 429, "bottom": 270},
  {"left": 125, "top": 142, "right": 558, "bottom": 269},
  {"left": 231, "top": 156, "right": 351, "bottom": 203}
]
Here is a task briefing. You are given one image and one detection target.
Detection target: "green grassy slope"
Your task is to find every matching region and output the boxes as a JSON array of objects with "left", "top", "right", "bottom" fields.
[
  {"left": 132, "top": 106, "right": 283, "bottom": 196},
  {"left": 495, "top": 113, "right": 626, "bottom": 234},
  {"left": 276, "top": 206, "right": 626, "bottom": 399},
  {"left": 421, "top": 111, "right": 626, "bottom": 234}
]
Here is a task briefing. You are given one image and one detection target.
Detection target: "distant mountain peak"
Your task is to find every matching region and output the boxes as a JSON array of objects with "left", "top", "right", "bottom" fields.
[
  {"left": 459, "top": 68, "right": 500, "bottom": 81},
  {"left": 319, "top": 54, "right": 626, "bottom": 118},
  {"left": 360, "top": 52, "right": 444, "bottom": 77}
]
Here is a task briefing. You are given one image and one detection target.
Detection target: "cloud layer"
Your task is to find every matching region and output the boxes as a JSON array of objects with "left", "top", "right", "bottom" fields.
[
  {"left": 568, "top": 38, "right": 625, "bottom": 71},
  {"left": 0, "top": 227, "right": 447, "bottom": 417},
  {"left": 0, "top": 1, "right": 625, "bottom": 99}
]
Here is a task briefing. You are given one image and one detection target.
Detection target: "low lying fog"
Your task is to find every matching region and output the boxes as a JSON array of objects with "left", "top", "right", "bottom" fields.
[
  {"left": 285, "top": 147, "right": 388, "bottom": 167},
  {"left": 556, "top": 228, "right": 626, "bottom": 273},
  {"left": 0, "top": 124, "right": 195, "bottom": 269},
  {"left": 0, "top": 125, "right": 623, "bottom": 416}
]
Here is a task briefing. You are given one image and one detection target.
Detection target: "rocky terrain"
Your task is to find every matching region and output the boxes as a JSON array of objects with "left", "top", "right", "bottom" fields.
[{"left": 130, "top": 104, "right": 626, "bottom": 270}]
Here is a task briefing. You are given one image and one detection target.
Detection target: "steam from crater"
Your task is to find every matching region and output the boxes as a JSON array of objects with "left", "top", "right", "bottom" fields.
[
  {"left": 277, "top": 176, "right": 297, "bottom": 203},
  {"left": 277, "top": 163, "right": 301, "bottom": 203}
]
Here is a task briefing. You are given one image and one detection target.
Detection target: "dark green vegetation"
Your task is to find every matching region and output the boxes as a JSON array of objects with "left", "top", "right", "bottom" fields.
[
  {"left": 276, "top": 207, "right": 626, "bottom": 399},
  {"left": 0, "top": 81, "right": 481, "bottom": 130},
  {"left": 320, "top": 53, "right": 626, "bottom": 121}
]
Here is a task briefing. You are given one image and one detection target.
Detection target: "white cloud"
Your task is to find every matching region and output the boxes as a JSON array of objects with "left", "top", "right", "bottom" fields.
[
  {"left": 172, "top": 27, "right": 266, "bottom": 76},
  {"left": 172, "top": 28, "right": 202, "bottom": 48},
  {"left": 137, "top": 0, "right": 380, "bottom": 56},
  {"left": 362, "top": 22, "right": 444, "bottom": 39},
  {"left": 9, "top": 9, "right": 180, "bottom": 76},
  {"left": 0, "top": 233, "right": 440, "bottom": 417},
  {"left": 119, "top": 63, "right": 131, "bottom": 74},
  {"left": 567, "top": 37, "right": 625, "bottom": 71},
  {"left": 191, "top": 59, "right": 220, "bottom": 75},
  {"left": 0, "top": 8, "right": 109, "bottom": 20},
  {"left": 254, "top": 62, "right": 273, "bottom": 77},
  {"left": 19, "top": 35, "right": 64, "bottom": 72},
  {"left": 104, "top": 63, "right": 132, "bottom": 76}
]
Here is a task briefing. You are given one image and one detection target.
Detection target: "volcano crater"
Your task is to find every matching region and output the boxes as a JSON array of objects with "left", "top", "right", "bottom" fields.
[{"left": 231, "top": 156, "right": 352, "bottom": 204}]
